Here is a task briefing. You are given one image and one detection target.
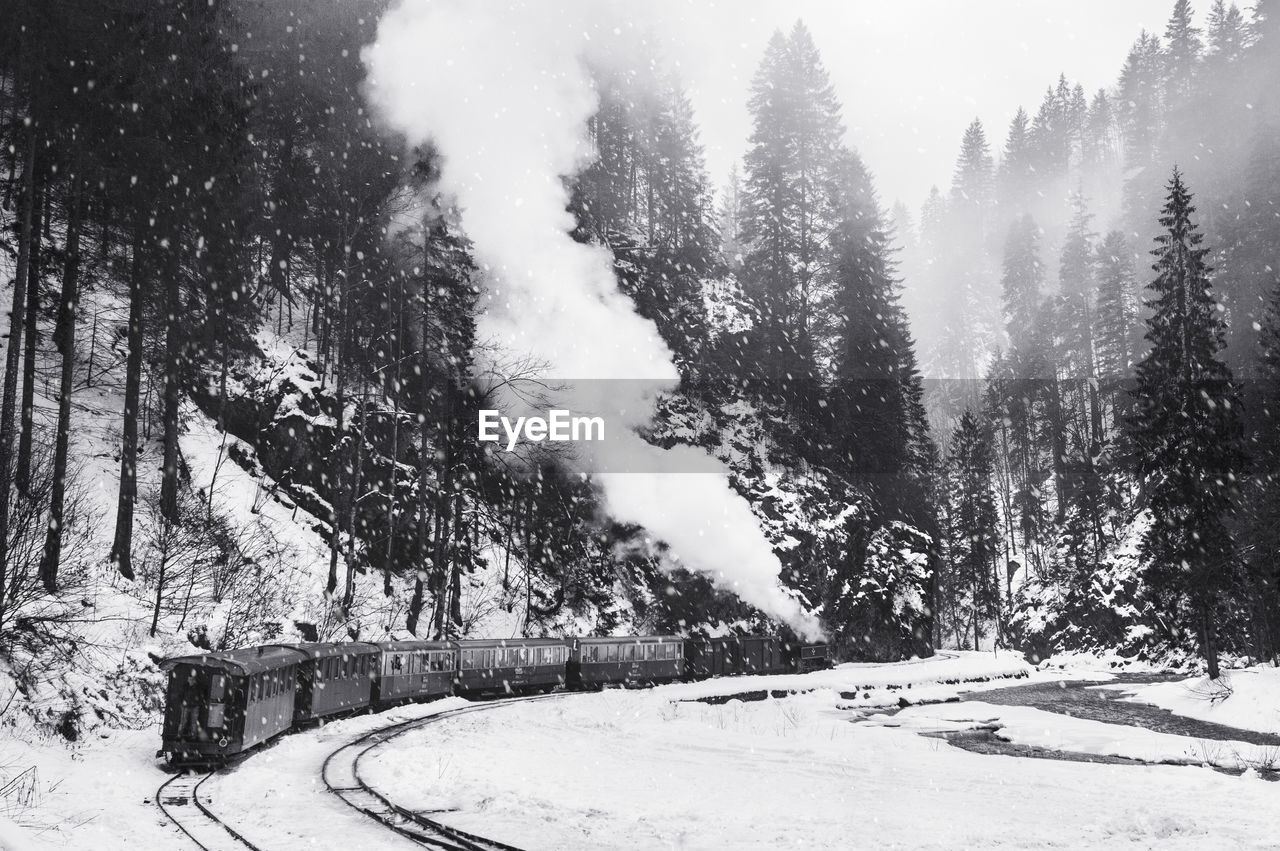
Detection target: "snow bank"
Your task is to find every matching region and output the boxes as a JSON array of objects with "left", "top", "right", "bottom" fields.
[
  {"left": 887, "top": 701, "right": 1280, "bottom": 771},
  {"left": 1123, "top": 666, "right": 1280, "bottom": 737}
]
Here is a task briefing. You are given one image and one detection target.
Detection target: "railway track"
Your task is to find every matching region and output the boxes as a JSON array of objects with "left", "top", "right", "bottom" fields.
[
  {"left": 156, "top": 665, "right": 854, "bottom": 849},
  {"left": 156, "top": 769, "right": 263, "bottom": 851},
  {"left": 323, "top": 695, "right": 562, "bottom": 851}
]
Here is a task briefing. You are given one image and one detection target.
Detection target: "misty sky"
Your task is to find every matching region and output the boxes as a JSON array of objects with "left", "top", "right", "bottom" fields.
[{"left": 636, "top": 0, "right": 1191, "bottom": 209}]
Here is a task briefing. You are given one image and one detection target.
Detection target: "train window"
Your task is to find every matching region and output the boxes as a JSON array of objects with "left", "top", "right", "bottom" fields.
[
  {"left": 209, "top": 674, "right": 226, "bottom": 700},
  {"left": 392, "top": 654, "right": 403, "bottom": 672}
]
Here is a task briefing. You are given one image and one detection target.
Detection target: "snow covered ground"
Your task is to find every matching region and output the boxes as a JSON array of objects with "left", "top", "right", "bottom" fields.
[
  {"left": 4, "top": 653, "right": 1278, "bottom": 850},
  {"left": 1122, "top": 665, "right": 1280, "bottom": 736},
  {"left": 361, "top": 681, "right": 1278, "bottom": 849}
]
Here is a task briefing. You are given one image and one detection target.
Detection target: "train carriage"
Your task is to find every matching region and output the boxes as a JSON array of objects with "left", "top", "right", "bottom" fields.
[
  {"left": 160, "top": 646, "right": 303, "bottom": 763},
  {"left": 454, "top": 638, "right": 569, "bottom": 695},
  {"left": 568, "top": 636, "right": 683, "bottom": 689},
  {"left": 683, "top": 635, "right": 787, "bottom": 679},
  {"left": 373, "top": 640, "right": 457, "bottom": 705},
  {"left": 286, "top": 642, "right": 379, "bottom": 723}
]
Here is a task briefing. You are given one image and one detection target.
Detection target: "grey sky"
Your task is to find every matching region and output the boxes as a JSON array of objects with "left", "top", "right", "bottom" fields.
[{"left": 642, "top": 0, "right": 1191, "bottom": 210}]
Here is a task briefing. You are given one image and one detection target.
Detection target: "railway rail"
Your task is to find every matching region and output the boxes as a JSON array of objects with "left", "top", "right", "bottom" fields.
[
  {"left": 156, "top": 769, "right": 263, "bottom": 851},
  {"left": 156, "top": 695, "right": 554, "bottom": 850},
  {"left": 322, "top": 696, "right": 561, "bottom": 851}
]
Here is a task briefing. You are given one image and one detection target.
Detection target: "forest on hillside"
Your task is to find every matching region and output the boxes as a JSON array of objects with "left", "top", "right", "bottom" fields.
[{"left": 0, "top": 0, "right": 1278, "bottom": 734}]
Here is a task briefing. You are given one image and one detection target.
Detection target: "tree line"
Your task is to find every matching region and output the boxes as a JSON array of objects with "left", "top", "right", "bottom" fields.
[{"left": 921, "top": 0, "right": 1280, "bottom": 676}]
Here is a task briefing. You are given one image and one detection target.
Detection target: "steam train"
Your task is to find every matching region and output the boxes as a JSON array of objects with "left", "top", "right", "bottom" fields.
[{"left": 159, "top": 634, "right": 832, "bottom": 764}]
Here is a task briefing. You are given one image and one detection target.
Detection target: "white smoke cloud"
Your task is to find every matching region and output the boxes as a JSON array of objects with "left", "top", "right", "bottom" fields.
[{"left": 363, "top": 0, "right": 823, "bottom": 640}]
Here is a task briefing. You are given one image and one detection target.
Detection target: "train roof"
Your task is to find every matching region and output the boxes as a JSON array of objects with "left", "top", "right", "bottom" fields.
[
  {"left": 275, "top": 642, "right": 381, "bottom": 659},
  {"left": 374, "top": 640, "right": 455, "bottom": 652},
  {"left": 162, "top": 646, "right": 305, "bottom": 676},
  {"left": 454, "top": 637, "right": 571, "bottom": 648},
  {"left": 575, "top": 635, "right": 682, "bottom": 644}
]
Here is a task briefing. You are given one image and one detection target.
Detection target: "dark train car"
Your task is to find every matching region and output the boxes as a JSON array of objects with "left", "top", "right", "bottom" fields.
[
  {"left": 159, "top": 646, "right": 303, "bottom": 762},
  {"left": 287, "top": 642, "right": 379, "bottom": 723},
  {"left": 683, "top": 635, "right": 787, "bottom": 679},
  {"left": 373, "top": 640, "right": 457, "bottom": 705},
  {"left": 454, "top": 638, "right": 570, "bottom": 695},
  {"left": 568, "top": 636, "right": 683, "bottom": 689},
  {"left": 791, "top": 642, "right": 833, "bottom": 672}
]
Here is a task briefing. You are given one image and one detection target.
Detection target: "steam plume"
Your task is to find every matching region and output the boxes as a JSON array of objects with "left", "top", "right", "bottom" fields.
[{"left": 364, "top": 0, "right": 822, "bottom": 640}]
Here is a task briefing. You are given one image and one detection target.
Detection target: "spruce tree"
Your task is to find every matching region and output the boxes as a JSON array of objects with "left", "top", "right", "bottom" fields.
[
  {"left": 998, "top": 108, "right": 1035, "bottom": 215},
  {"left": 740, "top": 23, "right": 844, "bottom": 410},
  {"left": 1000, "top": 214, "right": 1044, "bottom": 349},
  {"left": 1164, "top": 0, "right": 1204, "bottom": 105},
  {"left": 1128, "top": 169, "right": 1244, "bottom": 679},
  {"left": 944, "top": 409, "right": 1002, "bottom": 649},
  {"left": 1095, "top": 230, "right": 1141, "bottom": 389}
]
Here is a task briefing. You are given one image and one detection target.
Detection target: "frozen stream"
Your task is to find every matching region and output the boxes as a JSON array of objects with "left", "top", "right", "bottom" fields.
[{"left": 911, "top": 675, "right": 1280, "bottom": 774}]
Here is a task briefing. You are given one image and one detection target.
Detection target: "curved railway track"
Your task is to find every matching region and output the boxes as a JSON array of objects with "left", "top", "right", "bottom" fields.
[
  {"left": 155, "top": 663, "right": 867, "bottom": 849},
  {"left": 323, "top": 695, "right": 563, "bottom": 851},
  {"left": 156, "top": 769, "right": 262, "bottom": 851}
]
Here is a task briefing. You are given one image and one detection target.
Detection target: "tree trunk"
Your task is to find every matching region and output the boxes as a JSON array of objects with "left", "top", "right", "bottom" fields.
[
  {"left": 1047, "top": 377, "right": 1069, "bottom": 523},
  {"left": 342, "top": 391, "right": 366, "bottom": 613},
  {"left": 430, "top": 387, "right": 453, "bottom": 639},
  {"left": 159, "top": 244, "right": 182, "bottom": 524},
  {"left": 109, "top": 223, "right": 146, "bottom": 579},
  {"left": 326, "top": 254, "right": 348, "bottom": 597},
  {"left": 407, "top": 264, "right": 433, "bottom": 635},
  {"left": 150, "top": 534, "right": 168, "bottom": 638},
  {"left": 1200, "top": 604, "right": 1221, "bottom": 680},
  {"left": 39, "top": 167, "right": 84, "bottom": 592},
  {"left": 16, "top": 175, "right": 44, "bottom": 494},
  {"left": 0, "top": 123, "right": 37, "bottom": 608}
]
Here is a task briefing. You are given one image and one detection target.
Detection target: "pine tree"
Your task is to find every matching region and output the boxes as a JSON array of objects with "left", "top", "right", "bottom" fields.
[
  {"left": 1164, "top": 0, "right": 1204, "bottom": 105},
  {"left": 1128, "top": 169, "right": 1244, "bottom": 679},
  {"left": 828, "top": 150, "right": 913, "bottom": 506},
  {"left": 1119, "top": 32, "right": 1166, "bottom": 230},
  {"left": 951, "top": 118, "right": 994, "bottom": 219},
  {"left": 1095, "top": 230, "right": 1141, "bottom": 388},
  {"left": 998, "top": 107, "right": 1035, "bottom": 215},
  {"left": 740, "top": 21, "right": 844, "bottom": 412},
  {"left": 944, "top": 409, "right": 1002, "bottom": 649},
  {"left": 1058, "top": 195, "right": 1099, "bottom": 387},
  {"left": 1205, "top": 0, "right": 1247, "bottom": 68},
  {"left": 718, "top": 164, "right": 745, "bottom": 271},
  {"left": 1000, "top": 214, "right": 1044, "bottom": 349}
]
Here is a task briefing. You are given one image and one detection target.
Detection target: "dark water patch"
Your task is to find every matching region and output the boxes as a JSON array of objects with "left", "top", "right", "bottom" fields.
[{"left": 931, "top": 728, "right": 1153, "bottom": 767}]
